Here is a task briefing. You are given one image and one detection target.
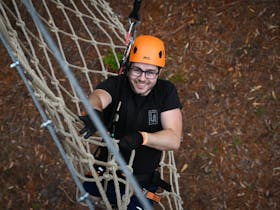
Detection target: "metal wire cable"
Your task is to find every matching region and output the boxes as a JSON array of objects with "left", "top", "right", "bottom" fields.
[{"left": 0, "top": 31, "right": 95, "bottom": 210}]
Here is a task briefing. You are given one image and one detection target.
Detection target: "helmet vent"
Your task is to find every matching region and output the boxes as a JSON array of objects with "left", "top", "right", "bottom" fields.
[
  {"left": 133, "top": 46, "right": 137, "bottom": 54},
  {"left": 159, "top": 51, "right": 162, "bottom": 58}
]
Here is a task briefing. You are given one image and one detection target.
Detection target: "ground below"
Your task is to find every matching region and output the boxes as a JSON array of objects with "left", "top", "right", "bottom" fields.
[{"left": 0, "top": 0, "right": 279, "bottom": 210}]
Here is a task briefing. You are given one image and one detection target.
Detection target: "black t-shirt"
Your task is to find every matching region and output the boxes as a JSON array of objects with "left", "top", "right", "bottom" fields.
[{"left": 96, "top": 75, "right": 182, "bottom": 174}]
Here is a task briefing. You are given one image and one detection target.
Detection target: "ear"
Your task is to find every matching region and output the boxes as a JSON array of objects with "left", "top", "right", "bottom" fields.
[
  {"left": 123, "top": 62, "right": 132, "bottom": 76},
  {"left": 158, "top": 67, "right": 162, "bottom": 76}
]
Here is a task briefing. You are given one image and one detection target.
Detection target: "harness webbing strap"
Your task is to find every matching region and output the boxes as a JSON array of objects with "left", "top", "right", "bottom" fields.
[
  {"left": 135, "top": 171, "right": 172, "bottom": 192},
  {"left": 129, "top": 0, "right": 142, "bottom": 21},
  {"left": 152, "top": 171, "right": 171, "bottom": 192},
  {"left": 145, "top": 191, "right": 161, "bottom": 203}
]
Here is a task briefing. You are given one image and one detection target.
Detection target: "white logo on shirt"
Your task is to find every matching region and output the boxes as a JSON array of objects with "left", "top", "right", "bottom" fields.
[{"left": 148, "top": 109, "right": 158, "bottom": 125}]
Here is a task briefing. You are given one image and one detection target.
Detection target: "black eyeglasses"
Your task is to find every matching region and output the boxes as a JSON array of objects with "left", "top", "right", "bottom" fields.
[{"left": 129, "top": 66, "right": 159, "bottom": 79}]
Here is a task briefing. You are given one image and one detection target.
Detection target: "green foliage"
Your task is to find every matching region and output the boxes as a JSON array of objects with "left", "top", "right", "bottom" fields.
[
  {"left": 31, "top": 202, "right": 42, "bottom": 210},
  {"left": 248, "top": 183, "right": 256, "bottom": 192},
  {"left": 196, "top": 16, "right": 206, "bottom": 25},
  {"left": 255, "top": 107, "right": 265, "bottom": 118},
  {"left": 233, "top": 136, "right": 242, "bottom": 146},
  {"left": 169, "top": 72, "right": 186, "bottom": 84},
  {"left": 103, "top": 50, "right": 123, "bottom": 72},
  {"left": 167, "top": 56, "right": 174, "bottom": 61},
  {"left": 212, "top": 146, "right": 219, "bottom": 154}
]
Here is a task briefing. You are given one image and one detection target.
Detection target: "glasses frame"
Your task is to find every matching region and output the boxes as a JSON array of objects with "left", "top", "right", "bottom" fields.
[{"left": 129, "top": 66, "right": 160, "bottom": 79}]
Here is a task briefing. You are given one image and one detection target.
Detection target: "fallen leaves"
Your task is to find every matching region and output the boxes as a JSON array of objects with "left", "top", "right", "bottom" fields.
[
  {"left": 0, "top": 1, "right": 279, "bottom": 210},
  {"left": 180, "top": 163, "right": 188, "bottom": 173}
]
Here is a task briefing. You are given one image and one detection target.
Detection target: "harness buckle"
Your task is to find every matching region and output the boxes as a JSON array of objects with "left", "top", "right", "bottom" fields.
[{"left": 142, "top": 188, "right": 161, "bottom": 203}]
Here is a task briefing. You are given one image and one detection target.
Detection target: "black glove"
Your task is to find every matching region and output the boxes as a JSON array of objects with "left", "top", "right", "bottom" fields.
[
  {"left": 119, "top": 132, "right": 143, "bottom": 151},
  {"left": 79, "top": 109, "right": 103, "bottom": 139}
]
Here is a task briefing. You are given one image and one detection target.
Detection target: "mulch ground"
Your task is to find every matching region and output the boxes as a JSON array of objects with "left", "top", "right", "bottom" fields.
[{"left": 1, "top": 1, "right": 279, "bottom": 209}]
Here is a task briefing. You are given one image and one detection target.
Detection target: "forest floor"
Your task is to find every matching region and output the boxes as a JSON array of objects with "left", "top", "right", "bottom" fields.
[{"left": 1, "top": 0, "right": 279, "bottom": 210}]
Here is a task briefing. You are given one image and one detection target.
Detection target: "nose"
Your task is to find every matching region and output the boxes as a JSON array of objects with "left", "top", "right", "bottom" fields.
[{"left": 138, "top": 71, "right": 146, "bottom": 80}]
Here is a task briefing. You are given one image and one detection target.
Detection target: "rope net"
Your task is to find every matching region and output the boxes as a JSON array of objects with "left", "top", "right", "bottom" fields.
[{"left": 0, "top": 0, "right": 183, "bottom": 209}]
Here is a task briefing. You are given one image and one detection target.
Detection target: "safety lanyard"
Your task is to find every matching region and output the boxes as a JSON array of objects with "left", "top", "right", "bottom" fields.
[
  {"left": 118, "top": 0, "right": 141, "bottom": 75},
  {"left": 110, "top": 0, "right": 142, "bottom": 138}
]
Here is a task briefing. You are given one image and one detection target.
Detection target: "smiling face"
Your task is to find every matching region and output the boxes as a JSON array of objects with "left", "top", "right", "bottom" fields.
[{"left": 127, "top": 62, "right": 160, "bottom": 96}]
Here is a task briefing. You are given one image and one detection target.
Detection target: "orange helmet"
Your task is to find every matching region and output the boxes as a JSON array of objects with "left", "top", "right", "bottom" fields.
[{"left": 129, "top": 35, "right": 165, "bottom": 67}]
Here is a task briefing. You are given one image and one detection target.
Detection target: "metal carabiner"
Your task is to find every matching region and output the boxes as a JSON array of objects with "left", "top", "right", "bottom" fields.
[{"left": 125, "top": 19, "right": 140, "bottom": 45}]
